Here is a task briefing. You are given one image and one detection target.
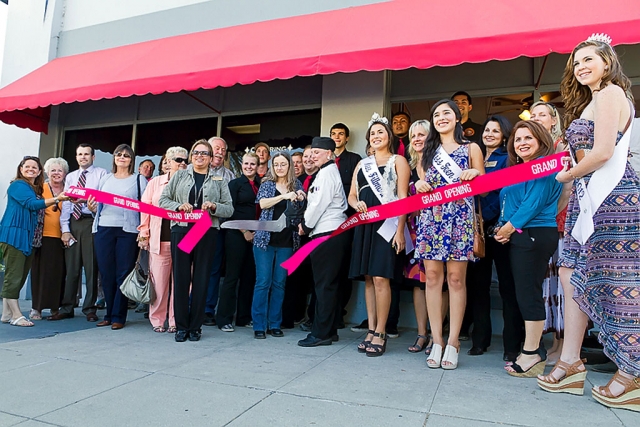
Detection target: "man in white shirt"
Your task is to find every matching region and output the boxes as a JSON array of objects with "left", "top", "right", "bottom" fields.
[{"left": 50, "top": 144, "right": 107, "bottom": 321}]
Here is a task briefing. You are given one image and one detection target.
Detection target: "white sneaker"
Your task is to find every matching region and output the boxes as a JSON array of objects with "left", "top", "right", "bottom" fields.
[{"left": 221, "top": 324, "right": 235, "bottom": 332}]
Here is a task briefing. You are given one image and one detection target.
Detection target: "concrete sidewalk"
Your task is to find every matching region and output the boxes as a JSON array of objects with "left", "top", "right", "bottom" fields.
[{"left": 0, "top": 303, "right": 636, "bottom": 427}]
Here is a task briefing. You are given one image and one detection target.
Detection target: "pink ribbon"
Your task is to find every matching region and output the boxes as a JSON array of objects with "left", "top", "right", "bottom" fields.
[
  {"left": 281, "top": 152, "right": 567, "bottom": 274},
  {"left": 65, "top": 186, "right": 212, "bottom": 253}
]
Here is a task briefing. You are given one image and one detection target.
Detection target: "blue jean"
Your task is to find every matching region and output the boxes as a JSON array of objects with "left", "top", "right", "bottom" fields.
[
  {"left": 205, "top": 230, "right": 225, "bottom": 315},
  {"left": 251, "top": 245, "right": 292, "bottom": 332}
]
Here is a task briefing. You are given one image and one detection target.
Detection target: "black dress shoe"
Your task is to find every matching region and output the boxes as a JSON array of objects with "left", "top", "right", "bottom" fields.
[
  {"left": 503, "top": 352, "right": 518, "bottom": 362},
  {"left": 298, "top": 334, "right": 332, "bottom": 347},
  {"left": 299, "top": 320, "right": 312, "bottom": 332},
  {"left": 269, "top": 329, "right": 284, "bottom": 337},
  {"left": 254, "top": 331, "right": 266, "bottom": 339},
  {"left": 467, "top": 346, "right": 487, "bottom": 356},
  {"left": 203, "top": 313, "right": 216, "bottom": 326},
  {"left": 175, "top": 330, "right": 189, "bottom": 342},
  {"left": 189, "top": 329, "right": 202, "bottom": 341},
  {"left": 332, "top": 334, "right": 339, "bottom": 342}
]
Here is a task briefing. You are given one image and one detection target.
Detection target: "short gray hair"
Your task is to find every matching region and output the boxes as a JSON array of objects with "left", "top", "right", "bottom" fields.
[
  {"left": 208, "top": 136, "right": 227, "bottom": 148},
  {"left": 43, "top": 157, "right": 69, "bottom": 176},
  {"left": 165, "top": 146, "right": 188, "bottom": 161}
]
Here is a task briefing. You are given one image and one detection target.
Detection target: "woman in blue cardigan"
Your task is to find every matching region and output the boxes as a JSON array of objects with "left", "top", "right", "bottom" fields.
[
  {"left": 494, "top": 121, "right": 562, "bottom": 377},
  {"left": 1, "top": 156, "right": 70, "bottom": 326}
]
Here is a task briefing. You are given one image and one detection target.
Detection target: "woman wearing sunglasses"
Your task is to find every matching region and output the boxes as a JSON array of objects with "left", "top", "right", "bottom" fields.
[
  {"left": 159, "top": 140, "right": 233, "bottom": 342},
  {"left": 1, "top": 156, "right": 71, "bottom": 327},
  {"left": 138, "top": 146, "right": 188, "bottom": 333},
  {"left": 29, "top": 157, "right": 69, "bottom": 321},
  {"left": 87, "top": 144, "right": 147, "bottom": 330}
]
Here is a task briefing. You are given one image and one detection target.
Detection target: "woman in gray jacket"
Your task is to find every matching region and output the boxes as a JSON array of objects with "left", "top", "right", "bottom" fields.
[{"left": 159, "top": 139, "right": 233, "bottom": 342}]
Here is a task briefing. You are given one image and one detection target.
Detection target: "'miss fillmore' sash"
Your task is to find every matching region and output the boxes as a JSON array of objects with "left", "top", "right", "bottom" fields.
[
  {"left": 65, "top": 186, "right": 211, "bottom": 253},
  {"left": 571, "top": 119, "right": 635, "bottom": 245},
  {"left": 360, "top": 155, "right": 411, "bottom": 250},
  {"left": 280, "top": 152, "right": 567, "bottom": 274}
]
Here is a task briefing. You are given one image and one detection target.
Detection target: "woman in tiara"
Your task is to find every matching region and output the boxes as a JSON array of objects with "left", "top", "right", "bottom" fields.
[
  {"left": 414, "top": 99, "right": 485, "bottom": 370},
  {"left": 349, "top": 113, "right": 410, "bottom": 357},
  {"left": 537, "top": 34, "right": 640, "bottom": 412}
]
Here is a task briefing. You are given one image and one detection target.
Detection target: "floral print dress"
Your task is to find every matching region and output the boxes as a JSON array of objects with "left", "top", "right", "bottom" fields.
[{"left": 415, "top": 144, "right": 475, "bottom": 261}]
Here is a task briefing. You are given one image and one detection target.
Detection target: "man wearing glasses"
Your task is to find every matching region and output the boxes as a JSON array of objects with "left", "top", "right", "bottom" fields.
[{"left": 50, "top": 144, "right": 107, "bottom": 322}]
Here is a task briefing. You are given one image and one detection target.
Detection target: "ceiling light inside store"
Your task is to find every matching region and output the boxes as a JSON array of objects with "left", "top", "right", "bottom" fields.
[
  {"left": 227, "top": 124, "right": 260, "bottom": 134},
  {"left": 519, "top": 110, "right": 531, "bottom": 121}
]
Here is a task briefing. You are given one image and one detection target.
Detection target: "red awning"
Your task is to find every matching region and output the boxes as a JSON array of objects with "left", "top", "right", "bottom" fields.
[{"left": 1, "top": 0, "right": 639, "bottom": 133}]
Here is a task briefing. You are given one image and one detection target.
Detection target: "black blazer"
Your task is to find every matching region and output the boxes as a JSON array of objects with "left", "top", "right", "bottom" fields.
[{"left": 228, "top": 175, "right": 261, "bottom": 221}]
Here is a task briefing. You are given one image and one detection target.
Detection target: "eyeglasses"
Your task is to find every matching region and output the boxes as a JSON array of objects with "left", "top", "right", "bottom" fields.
[
  {"left": 115, "top": 152, "right": 131, "bottom": 158},
  {"left": 173, "top": 157, "right": 187, "bottom": 164},
  {"left": 192, "top": 151, "right": 211, "bottom": 157}
]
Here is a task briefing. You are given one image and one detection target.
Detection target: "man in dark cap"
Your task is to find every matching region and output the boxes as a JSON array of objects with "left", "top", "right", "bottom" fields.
[{"left": 298, "top": 137, "right": 349, "bottom": 347}]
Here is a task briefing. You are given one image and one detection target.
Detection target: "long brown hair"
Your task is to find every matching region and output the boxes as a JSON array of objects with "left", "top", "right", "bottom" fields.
[
  {"left": 507, "top": 121, "right": 555, "bottom": 166},
  {"left": 14, "top": 156, "right": 44, "bottom": 196},
  {"left": 561, "top": 40, "right": 633, "bottom": 129},
  {"left": 263, "top": 151, "right": 296, "bottom": 192}
]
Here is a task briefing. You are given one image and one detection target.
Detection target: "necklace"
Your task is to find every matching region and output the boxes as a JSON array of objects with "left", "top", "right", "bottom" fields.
[{"left": 192, "top": 175, "right": 206, "bottom": 208}]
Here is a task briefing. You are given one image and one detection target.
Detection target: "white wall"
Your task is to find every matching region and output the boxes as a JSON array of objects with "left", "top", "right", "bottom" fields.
[{"left": 0, "top": 0, "right": 64, "bottom": 215}]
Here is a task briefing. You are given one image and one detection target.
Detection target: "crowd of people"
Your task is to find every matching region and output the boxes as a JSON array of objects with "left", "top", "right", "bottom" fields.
[{"left": 1, "top": 35, "right": 639, "bottom": 411}]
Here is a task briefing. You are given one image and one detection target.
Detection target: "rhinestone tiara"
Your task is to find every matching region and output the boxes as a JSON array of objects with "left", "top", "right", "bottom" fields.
[
  {"left": 586, "top": 33, "right": 612, "bottom": 45},
  {"left": 368, "top": 112, "right": 388, "bottom": 128}
]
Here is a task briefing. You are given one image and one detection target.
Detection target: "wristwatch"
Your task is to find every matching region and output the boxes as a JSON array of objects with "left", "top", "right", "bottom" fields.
[{"left": 54, "top": 197, "right": 59, "bottom": 204}]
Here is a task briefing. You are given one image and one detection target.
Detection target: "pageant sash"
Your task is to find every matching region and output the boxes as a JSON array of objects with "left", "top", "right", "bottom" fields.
[
  {"left": 281, "top": 152, "right": 567, "bottom": 275},
  {"left": 360, "top": 155, "right": 411, "bottom": 248},
  {"left": 433, "top": 146, "right": 463, "bottom": 183},
  {"left": 65, "top": 186, "right": 212, "bottom": 253},
  {"left": 571, "top": 120, "right": 634, "bottom": 245}
]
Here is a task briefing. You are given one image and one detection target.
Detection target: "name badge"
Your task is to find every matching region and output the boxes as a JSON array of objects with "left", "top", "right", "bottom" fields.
[
  {"left": 211, "top": 176, "right": 223, "bottom": 181},
  {"left": 485, "top": 161, "right": 497, "bottom": 168}
]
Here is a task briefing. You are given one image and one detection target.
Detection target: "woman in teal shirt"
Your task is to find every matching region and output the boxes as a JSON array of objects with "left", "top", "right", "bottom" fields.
[
  {"left": 494, "top": 121, "right": 562, "bottom": 377},
  {"left": 1, "top": 156, "right": 70, "bottom": 327}
]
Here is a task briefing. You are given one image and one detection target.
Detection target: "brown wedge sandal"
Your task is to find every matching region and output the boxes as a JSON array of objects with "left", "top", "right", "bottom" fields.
[
  {"left": 592, "top": 371, "right": 640, "bottom": 413},
  {"left": 537, "top": 359, "right": 587, "bottom": 395}
]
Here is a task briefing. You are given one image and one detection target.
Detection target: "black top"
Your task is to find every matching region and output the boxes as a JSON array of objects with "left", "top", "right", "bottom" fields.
[
  {"left": 299, "top": 172, "right": 317, "bottom": 192},
  {"left": 228, "top": 175, "right": 260, "bottom": 221},
  {"left": 269, "top": 190, "right": 293, "bottom": 247},
  {"left": 160, "top": 219, "right": 171, "bottom": 242},
  {"left": 335, "top": 149, "right": 361, "bottom": 196},
  {"left": 189, "top": 172, "right": 206, "bottom": 207},
  {"left": 462, "top": 119, "right": 484, "bottom": 145}
]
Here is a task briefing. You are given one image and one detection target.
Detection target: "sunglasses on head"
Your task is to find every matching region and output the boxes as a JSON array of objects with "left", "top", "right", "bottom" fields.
[
  {"left": 173, "top": 157, "right": 187, "bottom": 164},
  {"left": 23, "top": 155, "right": 40, "bottom": 162}
]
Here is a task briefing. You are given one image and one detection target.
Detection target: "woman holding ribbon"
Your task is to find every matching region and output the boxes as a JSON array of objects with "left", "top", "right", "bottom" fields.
[
  {"left": 297, "top": 137, "right": 350, "bottom": 347},
  {"left": 87, "top": 144, "right": 147, "bottom": 330},
  {"left": 216, "top": 151, "right": 261, "bottom": 332},
  {"left": 414, "top": 100, "right": 485, "bottom": 370},
  {"left": 494, "top": 121, "right": 561, "bottom": 377},
  {"left": 349, "top": 114, "right": 410, "bottom": 357},
  {"left": 1, "top": 156, "right": 71, "bottom": 327},
  {"left": 159, "top": 140, "right": 233, "bottom": 342},
  {"left": 405, "top": 120, "right": 432, "bottom": 354},
  {"left": 252, "top": 152, "right": 304, "bottom": 340},
  {"left": 30, "top": 158, "right": 69, "bottom": 321},
  {"left": 538, "top": 35, "right": 640, "bottom": 411},
  {"left": 137, "top": 146, "right": 188, "bottom": 333},
  {"left": 465, "top": 116, "right": 523, "bottom": 361},
  {"left": 530, "top": 101, "right": 569, "bottom": 365}
]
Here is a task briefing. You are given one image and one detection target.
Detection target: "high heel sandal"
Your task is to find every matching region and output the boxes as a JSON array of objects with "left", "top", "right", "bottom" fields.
[
  {"left": 592, "top": 371, "right": 640, "bottom": 412},
  {"left": 427, "top": 343, "right": 443, "bottom": 369},
  {"left": 537, "top": 359, "right": 587, "bottom": 395},
  {"left": 506, "top": 347, "right": 546, "bottom": 378},
  {"left": 357, "top": 330, "right": 375, "bottom": 353},
  {"left": 441, "top": 344, "right": 461, "bottom": 370},
  {"left": 408, "top": 334, "right": 429, "bottom": 353},
  {"left": 366, "top": 332, "right": 387, "bottom": 357}
]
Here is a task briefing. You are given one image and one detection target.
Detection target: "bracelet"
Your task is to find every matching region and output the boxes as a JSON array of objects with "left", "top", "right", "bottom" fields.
[
  {"left": 53, "top": 197, "right": 59, "bottom": 204},
  {"left": 567, "top": 169, "right": 578, "bottom": 180}
]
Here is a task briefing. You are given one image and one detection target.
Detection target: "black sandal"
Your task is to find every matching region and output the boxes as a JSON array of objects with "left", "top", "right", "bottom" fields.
[
  {"left": 506, "top": 347, "right": 547, "bottom": 378},
  {"left": 357, "top": 329, "right": 375, "bottom": 353},
  {"left": 366, "top": 332, "right": 387, "bottom": 357},
  {"left": 408, "top": 334, "right": 429, "bottom": 353}
]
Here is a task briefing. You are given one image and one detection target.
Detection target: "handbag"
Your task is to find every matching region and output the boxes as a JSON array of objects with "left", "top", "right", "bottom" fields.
[
  {"left": 473, "top": 199, "right": 485, "bottom": 258},
  {"left": 120, "top": 250, "right": 155, "bottom": 304}
]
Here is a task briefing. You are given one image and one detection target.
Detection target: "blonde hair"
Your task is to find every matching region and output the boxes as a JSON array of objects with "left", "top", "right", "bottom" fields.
[
  {"left": 43, "top": 157, "right": 69, "bottom": 177},
  {"left": 530, "top": 102, "right": 563, "bottom": 142},
  {"left": 407, "top": 120, "right": 430, "bottom": 169},
  {"left": 165, "top": 146, "right": 188, "bottom": 161}
]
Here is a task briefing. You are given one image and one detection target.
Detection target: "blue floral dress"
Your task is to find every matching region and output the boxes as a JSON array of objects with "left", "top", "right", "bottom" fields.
[{"left": 415, "top": 144, "right": 475, "bottom": 261}]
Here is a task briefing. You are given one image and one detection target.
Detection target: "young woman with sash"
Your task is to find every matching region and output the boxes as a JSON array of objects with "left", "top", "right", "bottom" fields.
[
  {"left": 349, "top": 114, "right": 410, "bottom": 357},
  {"left": 530, "top": 101, "right": 569, "bottom": 365},
  {"left": 538, "top": 35, "right": 640, "bottom": 411},
  {"left": 414, "top": 100, "right": 485, "bottom": 370}
]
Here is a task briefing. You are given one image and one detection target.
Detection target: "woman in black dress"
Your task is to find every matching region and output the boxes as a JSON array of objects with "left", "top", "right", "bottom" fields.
[{"left": 348, "top": 114, "right": 410, "bottom": 356}]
